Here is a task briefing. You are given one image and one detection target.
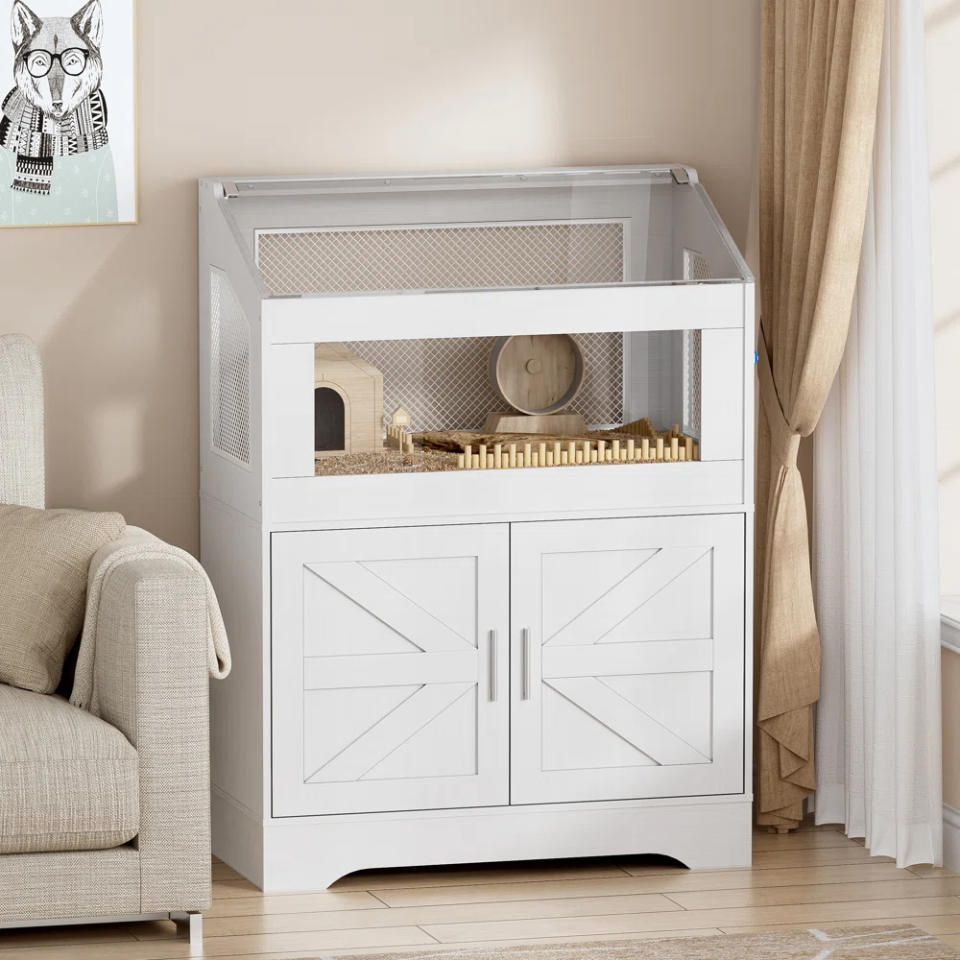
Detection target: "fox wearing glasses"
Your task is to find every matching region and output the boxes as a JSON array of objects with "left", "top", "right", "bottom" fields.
[{"left": 0, "top": 0, "right": 116, "bottom": 225}]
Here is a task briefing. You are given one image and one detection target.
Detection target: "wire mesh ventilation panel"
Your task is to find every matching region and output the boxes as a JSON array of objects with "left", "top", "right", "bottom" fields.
[
  {"left": 256, "top": 221, "right": 626, "bottom": 295},
  {"left": 210, "top": 268, "right": 251, "bottom": 466}
]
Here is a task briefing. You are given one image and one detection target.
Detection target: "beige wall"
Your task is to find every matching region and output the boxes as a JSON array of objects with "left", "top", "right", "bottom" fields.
[
  {"left": 928, "top": 0, "right": 960, "bottom": 594},
  {"left": 0, "top": 0, "right": 761, "bottom": 553}
]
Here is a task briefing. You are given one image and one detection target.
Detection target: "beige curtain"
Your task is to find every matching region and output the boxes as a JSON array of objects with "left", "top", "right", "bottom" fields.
[{"left": 756, "top": 0, "right": 885, "bottom": 831}]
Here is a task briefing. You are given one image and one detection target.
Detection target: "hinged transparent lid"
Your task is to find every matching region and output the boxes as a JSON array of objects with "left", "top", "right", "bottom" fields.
[{"left": 210, "top": 165, "right": 752, "bottom": 298}]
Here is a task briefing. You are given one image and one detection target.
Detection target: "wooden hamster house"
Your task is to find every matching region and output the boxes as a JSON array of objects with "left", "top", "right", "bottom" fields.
[{"left": 313, "top": 343, "right": 383, "bottom": 457}]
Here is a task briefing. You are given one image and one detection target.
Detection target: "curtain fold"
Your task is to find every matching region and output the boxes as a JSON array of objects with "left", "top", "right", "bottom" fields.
[
  {"left": 813, "top": 0, "right": 942, "bottom": 866},
  {"left": 757, "top": 0, "right": 885, "bottom": 830}
]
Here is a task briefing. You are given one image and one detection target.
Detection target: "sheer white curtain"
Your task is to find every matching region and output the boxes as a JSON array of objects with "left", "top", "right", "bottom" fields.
[{"left": 813, "top": 0, "right": 942, "bottom": 866}]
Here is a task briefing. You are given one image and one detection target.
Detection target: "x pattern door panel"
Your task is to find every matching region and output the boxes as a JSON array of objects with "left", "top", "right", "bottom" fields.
[
  {"left": 512, "top": 515, "right": 744, "bottom": 804},
  {"left": 273, "top": 525, "right": 509, "bottom": 817}
]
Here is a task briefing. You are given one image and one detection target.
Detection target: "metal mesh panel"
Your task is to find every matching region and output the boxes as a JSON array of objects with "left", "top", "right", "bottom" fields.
[
  {"left": 257, "top": 221, "right": 624, "bottom": 295},
  {"left": 210, "top": 268, "right": 251, "bottom": 466},
  {"left": 682, "top": 249, "right": 709, "bottom": 438},
  {"left": 347, "top": 333, "right": 623, "bottom": 432}
]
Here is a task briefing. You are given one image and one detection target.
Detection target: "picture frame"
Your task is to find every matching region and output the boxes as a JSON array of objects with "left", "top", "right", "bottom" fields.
[{"left": 0, "top": 0, "right": 136, "bottom": 227}]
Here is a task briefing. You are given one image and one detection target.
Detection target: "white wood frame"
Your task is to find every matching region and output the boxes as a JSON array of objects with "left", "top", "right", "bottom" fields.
[{"left": 199, "top": 166, "right": 756, "bottom": 892}]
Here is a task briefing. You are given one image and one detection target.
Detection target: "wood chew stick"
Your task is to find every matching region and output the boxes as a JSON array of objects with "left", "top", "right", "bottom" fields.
[
  {"left": 685, "top": 436, "right": 694, "bottom": 461},
  {"left": 583, "top": 440, "right": 591, "bottom": 463},
  {"left": 494, "top": 443, "right": 502, "bottom": 469},
  {"left": 472, "top": 454, "right": 480, "bottom": 469},
  {"left": 605, "top": 449, "right": 612, "bottom": 463},
  {"left": 532, "top": 452, "right": 539, "bottom": 467},
  {"left": 591, "top": 449, "right": 598, "bottom": 463},
  {"left": 488, "top": 454, "right": 495, "bottom": 468},
  {"left": 671, "top": 437, "right": 679, "bottom": 461},
  {"left": 546, "top": 450, "right": 554, "bottom": 466},
  {"left": 517, "top": 452, "right": 525, "bottom": 467},
  {"left": 627, "top": 438, "right": 635, "bottom": 461},
  {"left": 656, "top": 437, "right": 664, "bottom": 461},
  {"left": 524, "top": 443, "right": 532, "bottom": 469},
  {"left": 576, "top": 450, "right": 583, "bottom": 465},
  {"left": 597, "top": 440, "right": 606, "bottom": 462},
  {"left": 464, "top": 444, "right": 472, "bottom": 469},
  {"left": 509, "top": 443, "right": 517, "bottom": 468},
  {"left": 612, "top": 439, "right": 620, "bottom": 462},
  {"left": 561, "top": 451, "right": 569, "bottom": 465},
  {"left": 457, "top": 453, "right": 465, "bottom": 469},
  {"left": 539, "top": 442, "right": 547, "bottom": 467},
  {"left": 479, "top": 443, "right": 487, "bottom": 469},
  {"left": 568, "top": 441, "right": 576, "bottom": 465},
  {"left": 641, "top": 437, "right": 650, "bottom": 461},
  {"left": 553, "top": 441, "right": 562, "bottom": 465},
  {"left": 679, "top": 447, "right": 687, "bottom": 462}
]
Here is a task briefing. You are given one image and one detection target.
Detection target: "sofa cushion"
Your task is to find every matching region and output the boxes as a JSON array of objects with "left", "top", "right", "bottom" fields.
[
  {"left": 0, "top": 684, "right": 139, "bottom": 854},
  {"left": 0, "top": 505, "right": 125, "bottom": 693}
]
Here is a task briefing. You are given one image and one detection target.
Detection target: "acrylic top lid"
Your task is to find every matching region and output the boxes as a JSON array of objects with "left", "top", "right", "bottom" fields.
[{"left": 209, "top": 165, "right": 752, "bottom": 296}]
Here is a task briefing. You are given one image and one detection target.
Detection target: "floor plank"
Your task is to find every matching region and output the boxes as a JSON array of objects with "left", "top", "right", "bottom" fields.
[{"left": 2, "top": 825, "right": 959, "bottom": 960}]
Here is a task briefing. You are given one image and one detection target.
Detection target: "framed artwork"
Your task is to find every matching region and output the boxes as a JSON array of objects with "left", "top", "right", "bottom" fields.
[{"left": 0, "top": 0, "right": 136, "bottom": 227}]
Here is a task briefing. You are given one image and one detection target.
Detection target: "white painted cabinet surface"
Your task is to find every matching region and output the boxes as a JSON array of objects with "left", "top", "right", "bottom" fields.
[
  {"left": 273, "top": 515, "right": 743, "bottom": 819},
  {"left": 510, "top": 515, "right": 744, "bottom": 804},
  {"left": 272, "top": 524, "right": 510, "bottom": 817}
]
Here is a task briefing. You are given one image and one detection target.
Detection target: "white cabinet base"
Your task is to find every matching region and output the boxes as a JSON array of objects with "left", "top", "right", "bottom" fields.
[{"left": 213, "top": 789, "right": 752, "bottom": 892}]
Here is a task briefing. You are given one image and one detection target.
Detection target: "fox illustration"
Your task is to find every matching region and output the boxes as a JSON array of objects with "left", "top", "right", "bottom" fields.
[{"left": 0, "top": 0, "right": 117, "bottom": 226}]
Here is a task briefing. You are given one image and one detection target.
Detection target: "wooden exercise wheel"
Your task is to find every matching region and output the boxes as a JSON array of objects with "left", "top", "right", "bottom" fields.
[{"left": 489, "top": 334, "right": 584, "bottom": 416}]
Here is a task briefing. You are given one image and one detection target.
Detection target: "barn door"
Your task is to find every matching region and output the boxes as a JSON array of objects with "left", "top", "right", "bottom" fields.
[
  {"left": 510, "top": 515, "right": 744, "bottom": 805},
  {"left": 272, "top": 524, "right": 509, "bottom": 817}
]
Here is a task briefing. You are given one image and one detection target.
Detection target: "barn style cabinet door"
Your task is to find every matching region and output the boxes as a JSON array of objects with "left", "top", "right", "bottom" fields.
[
  {"left": 272, "top": 524, "right": 510, "bottom": 817},
  {"left": 510, "top": 515, "right": 745, "bottom": 805}
]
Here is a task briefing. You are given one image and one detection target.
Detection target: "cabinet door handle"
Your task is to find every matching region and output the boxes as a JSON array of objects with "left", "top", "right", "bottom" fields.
[
  {"left": 521, "top": 628, "right": 531, "bottom": 701},
  {"left": 488, "top": 630, "right": 497, "bottom": 702}
]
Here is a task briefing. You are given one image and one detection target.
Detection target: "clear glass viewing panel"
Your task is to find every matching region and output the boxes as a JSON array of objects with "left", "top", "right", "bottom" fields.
[{"left": 311, "top": 330, "right": 701, "bottom": 478}]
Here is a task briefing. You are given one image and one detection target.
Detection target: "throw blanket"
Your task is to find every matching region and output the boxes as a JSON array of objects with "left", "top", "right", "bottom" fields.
[
  {"left": 70, "top": 527, "right": 231, "bottom": 713},
  {"left": 0, "top": 87, "right": 109, "bottom": 195}
]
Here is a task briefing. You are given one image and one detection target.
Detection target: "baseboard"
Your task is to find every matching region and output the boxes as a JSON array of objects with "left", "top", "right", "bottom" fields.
[
  {"left": 944, "top": 803, "right": 960, "bottom": 873},
  {"left": 260, "top": 796, "right": 754, "bottom": 892}
]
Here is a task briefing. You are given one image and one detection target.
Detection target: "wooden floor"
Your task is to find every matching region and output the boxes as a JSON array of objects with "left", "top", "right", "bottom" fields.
[{"left": 3, "top": 821, "right": 960, "bottom": 959}]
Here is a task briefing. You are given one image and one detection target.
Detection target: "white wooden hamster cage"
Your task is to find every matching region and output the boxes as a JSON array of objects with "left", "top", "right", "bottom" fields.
[{"left": 199, "top": 165, "right": 755, "bottom": 892}]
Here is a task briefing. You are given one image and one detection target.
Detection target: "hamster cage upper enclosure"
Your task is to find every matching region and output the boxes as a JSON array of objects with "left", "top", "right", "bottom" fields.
[{"left": 202, "top": 165, "right": 751, "bottom": 518}]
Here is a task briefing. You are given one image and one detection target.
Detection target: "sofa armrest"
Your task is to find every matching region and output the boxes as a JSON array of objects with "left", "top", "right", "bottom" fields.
[{"left": 92, "top": 557, "right": 211, "bottom": 913}]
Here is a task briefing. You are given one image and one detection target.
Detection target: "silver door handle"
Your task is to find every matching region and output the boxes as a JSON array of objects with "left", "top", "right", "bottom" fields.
[
  {"left": 521, "top": 628, "right": 531, "bottom": 700},
  {"left": 488, "top": 630, "right": 497, "bottom": 702}
]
